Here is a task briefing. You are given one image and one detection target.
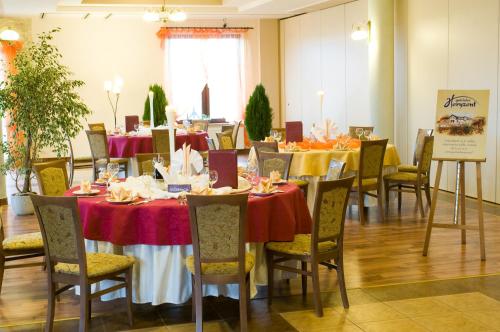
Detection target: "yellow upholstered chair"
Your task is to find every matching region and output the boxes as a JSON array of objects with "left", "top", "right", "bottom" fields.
[
  {"left": 266, "top": 176, "right": 354, "bottom": 317},
  {"left": 0, "top": 206, "right": 44, "bottom": 294},
  {"left": 135, "top": 153, "right": 170, "bottom": 176},
  {"left": 152, "top": 129, "right": 176, "bottom": 154},
  {"left": 258, "top": 151, "right": 293, "bottom": 180},
  {"left": 186, "top": 194, "right": 253, "bottom": 332},
  {"left": 216, "top": 131, "right": 234, "bottom": 150},
  {"left": 398, "top": 128, "right": 433, "bottom": 173},
  {"left": 348, "top": 126, "right": 374, "bottom": 140},
  {"left": 33, "top": 159, "right": 69, "bottom": 196},
  {"left": 85, "top": 130, "right": 129, "bottom": 181},
  {"left": 252, "top": 141, "right": 279, "bottom": 161},
  {"left": 384, "top": 136, "right": 434, "bottom": 217},
  {"left": 88, "top": 123, "right": 106, "bottom": 131},
  {"left": 352, "top": 139, "right": 388, "bottom": 224},
  {"left": 30, "top": 195, "right": 135, "bottom": 332}
]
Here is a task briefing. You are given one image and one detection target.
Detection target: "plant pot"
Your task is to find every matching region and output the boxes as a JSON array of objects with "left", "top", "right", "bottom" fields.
[{"left": 10, "top": 193, "right": 35, "bottom": 216}]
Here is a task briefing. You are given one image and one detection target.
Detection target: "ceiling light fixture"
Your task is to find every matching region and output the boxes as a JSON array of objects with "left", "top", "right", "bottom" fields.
[
  {"left": 0, "top": 28, "right": 20, "bottom": 41},
  {"left": 351, "top": 21, "right": 370, "bottom": 41},
  {"left": 143, "top": 0, "right": 187, "bottom": 23}
]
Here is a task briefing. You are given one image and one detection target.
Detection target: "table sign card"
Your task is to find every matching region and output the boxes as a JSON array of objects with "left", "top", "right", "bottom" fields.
[
  {"left": 168, "top": 184, "right": 192, "bottom": 193},
  {"left": 434, "top": 90, "right": 489, "bottom": 160}
]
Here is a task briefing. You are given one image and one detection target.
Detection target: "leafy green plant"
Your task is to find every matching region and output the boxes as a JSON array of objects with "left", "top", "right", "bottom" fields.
[
  {"left": 143, "top": 84, "right": 168, "bottom": 124},
  {"left": 244, "top": 84, "right": 273, "bottom": 141},
  {"left": 0, "top": 28, "right": 91, "bottom": 193}
]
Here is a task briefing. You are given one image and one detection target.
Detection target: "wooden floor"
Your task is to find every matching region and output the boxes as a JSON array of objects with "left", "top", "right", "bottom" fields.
[{"left": 1, "top": 169, "right": 499, "bottom": 328}]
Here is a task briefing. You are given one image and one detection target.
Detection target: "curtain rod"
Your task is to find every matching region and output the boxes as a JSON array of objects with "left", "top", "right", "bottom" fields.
[{"left": 160, "top": 27, "right": 254, "bottom": 30}]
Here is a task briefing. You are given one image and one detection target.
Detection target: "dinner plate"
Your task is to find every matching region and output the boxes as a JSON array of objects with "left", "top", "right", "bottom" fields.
[
  {"left": 73, "top": 189, "right": 100, "bottom": 196},
  {"left": 272, "top": 181, "right": 288, "bottom": 185},
  {"left": 105, "top": 198, "right": 135, "bottom": 204},
  {"left": 250, "top": 191, "right": 274, "bottom": 197}
]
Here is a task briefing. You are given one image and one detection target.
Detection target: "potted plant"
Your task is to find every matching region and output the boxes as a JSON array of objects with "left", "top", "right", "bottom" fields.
[
  {"left": 143, "top": 84, "right": 168, "bottom": 125},
  {"left": 0, "top": 28, "right": 91, "bottom": 215},
  {"left": 244, "top": 84, "right": 273, "bottom": 141}
]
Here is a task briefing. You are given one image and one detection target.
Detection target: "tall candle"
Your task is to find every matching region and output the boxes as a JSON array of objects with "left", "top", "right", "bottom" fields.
[
  {"left": 149, "top": 90, "right": 155, "bottom": 128},
  {"left": 166, "top": 106, "right": 176, "bottom": 169},
  {"left": 317, "top": 90, "right": 325, "bottom": 122}
]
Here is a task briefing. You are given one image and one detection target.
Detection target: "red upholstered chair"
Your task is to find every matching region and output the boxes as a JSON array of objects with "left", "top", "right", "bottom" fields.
[
  {"left": 286, "top": 121, "right": 303, "bottom": 143},
  {"left": 208, "top": 150, "right": 238, "bottom": 189},
  {"left": 125, "top": 116, "right": 139, "bottom": 133}
]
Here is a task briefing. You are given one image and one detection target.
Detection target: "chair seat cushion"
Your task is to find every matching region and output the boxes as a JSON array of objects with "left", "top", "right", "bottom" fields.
[
  {"left": 55, "top": 252, "right": 135, "bottom": 278},
  {"left": 397, "top": 164, "right": 418, "bottom": 173},
  {"left": 2, "top": 232, "right": 44, "bottom": 251},
  {"left": 384, "top": 172, "right": 428, "bottom": 182},
  {"left": 266, "top": 234, "right": 336, "bottom": 256},
  {"left": 289, "top": 179, "right": 309, "bottom": 187},
  {"left": 352, "top": 178, "right": 378, "bottom": 188},
  {"left": 185, "top": 253, "right": 255, "bottom": 275}
]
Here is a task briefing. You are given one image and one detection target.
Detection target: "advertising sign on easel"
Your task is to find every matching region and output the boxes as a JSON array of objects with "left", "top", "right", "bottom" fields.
[{"left": 423, "top": 90, "right": 489, "bottom": 260}]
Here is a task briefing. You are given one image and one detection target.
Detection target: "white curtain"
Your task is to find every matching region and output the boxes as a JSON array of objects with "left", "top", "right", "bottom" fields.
[{"left": 165, "top": 37, "right": 245, "bottom": 122}]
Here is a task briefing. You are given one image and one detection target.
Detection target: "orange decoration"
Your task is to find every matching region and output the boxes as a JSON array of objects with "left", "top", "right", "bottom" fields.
[{"left": 279, "top": 137, "right": 361, "bottom": 150}]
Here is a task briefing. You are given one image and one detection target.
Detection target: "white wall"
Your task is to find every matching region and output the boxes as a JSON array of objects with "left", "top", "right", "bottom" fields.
[
  {"left": 280, "top": 0, "right": 369, "bottom": 134},
  {"left": 401, "top": 0, "right": 500, "bottom": 203},
  {"left": 31, "top": 17, "right": 262, "bottom": 157}
]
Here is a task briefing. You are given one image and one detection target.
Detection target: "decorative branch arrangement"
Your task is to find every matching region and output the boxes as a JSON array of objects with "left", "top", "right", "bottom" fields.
[{"left": 104, "top": 77, "right": 124, "bottom": 129}]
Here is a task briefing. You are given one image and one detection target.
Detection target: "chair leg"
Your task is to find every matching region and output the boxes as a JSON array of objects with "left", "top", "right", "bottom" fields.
[
  {"left": 335, "top": 255, "right": 349, "bottom": 309},
  {"left": 377, "top": 185, "right": 384, "bottom": 222},
  {"left": 301, "top": 261, "right": 307, "bottom": 298},
  {"left": 191, "top": 276, "right": 196, "bottom": 322},
  {"left": 239, "top": 276, "right": 248, "bottom": 332},
  {"left": 0, "top": 255, "right": 5, "bottom": 294},
  {"left": 45, "top": 281, "right": 56, "bottom": 332},
  {"left": 415, "top": 184, "right": 425, "bottom": 217},
  {"left": 266, "top": 251, "right": 274, "bottom": 305},
  {"left": 125, "top": 267, "right": 134, "bottom": 327},
  {"left": 311, "top": 261, "right": 323, "bottom": 317},
  {"left": 358, "top": 189, "right": 365, "bottom": 225},
  {"left": 79, "top": 284, "right": 90, "bottom": 332},
  {"left": 424, "top": 183, "right": 432, "bottom": 206},
  {"left": 194, "top": 277, "right": 203, "bottom": 332},
  {"left": 398, "top": 185, "right": 402, "bottom": 210},
  {"left": 384, "top": 180, "right": 390, "bottom": 216},
  {"left": 246, "top": 275, "right": 251, "bottom": 319}
]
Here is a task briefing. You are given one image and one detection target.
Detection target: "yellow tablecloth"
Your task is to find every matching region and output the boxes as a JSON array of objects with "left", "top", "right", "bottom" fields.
[{"left": 285, "top": 144, "right": 401, "bottom": 177}]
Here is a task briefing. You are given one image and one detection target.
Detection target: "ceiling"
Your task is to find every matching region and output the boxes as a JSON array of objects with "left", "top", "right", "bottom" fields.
[{"left": 0, "top": 0, "right": 352, "bottom": 19}]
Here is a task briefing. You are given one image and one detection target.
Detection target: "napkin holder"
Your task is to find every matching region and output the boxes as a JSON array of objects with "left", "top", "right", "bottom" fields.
[{"left": 208, "top": 150, "right": 238, "bottom": 189}]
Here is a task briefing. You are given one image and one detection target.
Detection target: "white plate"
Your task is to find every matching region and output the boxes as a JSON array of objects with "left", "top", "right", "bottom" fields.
[
  {"left": 73, "top": 189, "right": 100, "bottom": 196},
  {"left": 105, "top": 198, "right": 134, "bottom": 204},
  {"left": 272, "top": 181, "right": 288, "bottom": 185}
]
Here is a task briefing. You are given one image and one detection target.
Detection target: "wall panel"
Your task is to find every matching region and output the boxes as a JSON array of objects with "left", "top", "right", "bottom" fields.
[{"left": 283, "top": 16, "right": 302, "bottom": 123}]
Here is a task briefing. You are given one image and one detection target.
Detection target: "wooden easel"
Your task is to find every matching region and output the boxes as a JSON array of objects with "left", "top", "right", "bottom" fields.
[{"left": 422, "top": 158, "right": 486, "bottom": 261}]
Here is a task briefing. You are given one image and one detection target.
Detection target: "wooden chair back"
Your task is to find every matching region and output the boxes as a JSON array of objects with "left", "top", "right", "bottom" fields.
[
  {"left": 325, "top": 160, "right": 346, "bottom": 180},
  {"left": 186, "top": 194, "right": 249, "bottom": 277},
  {"left": 88, "top": 123, "right": 106, "bottom": 131},
  {"left": 417, "top": 136, "right": 434, "bottom": 176},
  {"left": 0, "top": 207, "right": 5, "bottom": 253},
  {"left": 33, "top": 159, "right": 69, "bottom": 196},
  {"left": 258, "top": 152, "right": 293, "bottom": 180},
  {"left": 311, "top": 177, "right": 354, "bottom": 254},
  {"left": 216, "top": 131, "right": 234, "bottom": 150},
  {"left": 206, "top": 137, "right": 216, "bottom": 151},
  {"left": 232, "top": 121, "right": 242, "bottom": 148},
  {"left": 285, "top": 121, "right": 303, "bottom": 143},
  {"left": 413, "top": 128, "right": 434, "bottom": 166},
  {"left": 359, "top": 139, "right": 388, "bottom": 180},
  {"left": 30, "top": 195, "right": 86, "bottom": 271},
  {"left": 252, "top": 141, "right": 279, "bottom": 161},
  {"left": 348, "top": 126, "right": 374, "bottom": 140},
  {"left": 86, "top": 130, "right": 110, "bottom": 164},
  {"left": 125, "top": 116, "right": 139, "bottom": 133},
  {"left": 152, "top": 129, "right": 175, "bottom": 154},
  {"left": 136, "top": 153, "right": 170, "bottom": 176},
  {"left": 192, "top": 120, "right": 209, "bottom": 132}
]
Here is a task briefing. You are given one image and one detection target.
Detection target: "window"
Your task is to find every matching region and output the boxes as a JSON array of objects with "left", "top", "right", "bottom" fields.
[{"left": 165, "top": 37, "right": 245, "bottom": 122}]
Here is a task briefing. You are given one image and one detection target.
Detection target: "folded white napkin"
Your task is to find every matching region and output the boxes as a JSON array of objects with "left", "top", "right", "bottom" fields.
[
  {"left": 311, "top": 125, "right": 326, "bottom": 143},
  {"left": 171, "top": 147, "right": 204, "bottom": 174}
]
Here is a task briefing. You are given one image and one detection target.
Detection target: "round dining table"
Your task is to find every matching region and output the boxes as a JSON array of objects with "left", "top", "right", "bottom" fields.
[
  {"left": 66, "top": 183, "right": 311, "bottom": 305},
  {"left": 107, "top": 131, "right": 209, "bottom": 158}
]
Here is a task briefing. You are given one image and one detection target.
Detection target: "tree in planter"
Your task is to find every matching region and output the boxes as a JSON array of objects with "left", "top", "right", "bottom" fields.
[
  {"left": 0, "top": 28, "right": 91, "bottom": 195},
  {"left": 244, "top": 84, "right": 273, "bottom": 141},
  {"left": 143, "top": 84, "right": 168, "bottom": 125}
]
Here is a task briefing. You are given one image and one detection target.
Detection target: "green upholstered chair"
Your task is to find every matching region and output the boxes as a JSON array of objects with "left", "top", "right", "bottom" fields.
[
  {"left": 33, "top": 159, "right": 69, "bottom": 196},
  {"left": 216, "top": 130, "right": 234, "bottom": 150},
  {"left": 384, "top": 136, "right": 434, "bottom": 217},
  {"left": 30, "top": 195, "right": 135, "bottom": 332},
  {"left": 258, "top": 151, "right": 293, "bottom": 180},
  {"left": 352, "top": 139, "right": 388, "bottom": 224},
  {"left": 88, "top": 123, "right": 106, "bottom": 131},
  {"left": 152, "top": 128, "right": 176, "bottom": 154},
  {"left": 0, "top": 206, "right": 45, "bottom": 294},
  {"left": 266, "top": 176, "right": 354, "bottom": 317},
  {"left": 398, "top": 128, "right": 433, "bottom": 173},
  {"left": 86, "top": 130, "right": 129, "bottom": 181},
  {"left": 186, "top": 193, "right": 253, "bottom": 332},
  {"left": 135, "top": 153, "right": 170, "bottom": 176},
  {"left": 348, "top": 126, "right": 374, "bottom": 140},
  {"left": 252, "top": 141, "right": 279, "bottom": 161}
]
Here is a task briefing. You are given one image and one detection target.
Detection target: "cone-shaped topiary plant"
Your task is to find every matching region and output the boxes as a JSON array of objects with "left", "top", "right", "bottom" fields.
[
  {"left": 244, "top": 84, "right": 273, "bottom": 141},
  {"left": 143, "top": 84, "right": 168, "bottom": 124}
]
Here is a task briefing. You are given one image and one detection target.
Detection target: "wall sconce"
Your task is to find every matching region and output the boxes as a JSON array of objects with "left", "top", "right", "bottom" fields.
[
  {"left": 351, "top": 21, "right": 370, "bottom": 41},
  {"left": 0, "top": 28, "right": 20, "bottom": 41}
]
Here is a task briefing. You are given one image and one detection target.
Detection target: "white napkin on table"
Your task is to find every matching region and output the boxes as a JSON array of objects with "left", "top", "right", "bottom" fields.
[{"left": 171, "top": 145, "right": 204, "bottom": 175}]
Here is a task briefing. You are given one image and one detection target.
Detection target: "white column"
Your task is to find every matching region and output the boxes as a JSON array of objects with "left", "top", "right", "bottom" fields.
[{"left": 369, "top": 0, "right": 395, "bottom": 142}]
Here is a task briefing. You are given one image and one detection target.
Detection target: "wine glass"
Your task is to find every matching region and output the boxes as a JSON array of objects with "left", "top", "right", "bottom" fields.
[
  {"left": 275, "top": 131, "right": 282, "bottom": 143},
  {"left": 134, "top": 123, "right": 139, "bottom": 134},
  {"left": 363, "top": 129, "right": 372, "bottom": 141},
  {"left": 107, "top": 162, "right": 120, "bottom": 187},
  {"left": 355, "top": 128, "right": 364, "bottom": 140},
  {"left": 269, "top": 129, "right": 277, "bottom": 140},
  {"left": 152, "top": 154, "right": 165, "bottom": 180},
  {"left": 208, "top": 170, "right": 218, "bottom": 189}
]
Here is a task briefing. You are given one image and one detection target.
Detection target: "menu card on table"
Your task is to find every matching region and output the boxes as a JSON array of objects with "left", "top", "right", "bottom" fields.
[{"left": 208, "top": 150, "right": 237, "bottom": 189}]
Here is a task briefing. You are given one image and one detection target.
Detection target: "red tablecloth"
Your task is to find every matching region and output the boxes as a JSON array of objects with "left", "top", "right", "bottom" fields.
[
  {"left": 107, "top": 132, "right": 209, "bottom": 158},
  {"left": 67, "top": 184, "right": 312, "bottom": 246}
]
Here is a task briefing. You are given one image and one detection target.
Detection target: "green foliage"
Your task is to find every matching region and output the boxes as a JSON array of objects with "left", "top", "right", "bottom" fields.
[
  {"left": 143, "top": 84, "right": 168, "bottom": 124},
  {"left": 244, "top": 84, "right": 273, "bottom": 141},
  {"left": 0, "top": 28, "right": 91, "bottom": 193}
]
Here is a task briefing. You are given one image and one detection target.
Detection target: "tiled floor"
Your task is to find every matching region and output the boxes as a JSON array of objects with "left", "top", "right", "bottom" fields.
[{"left": 4, "top": 275, "right": 500, "bottom": 331}]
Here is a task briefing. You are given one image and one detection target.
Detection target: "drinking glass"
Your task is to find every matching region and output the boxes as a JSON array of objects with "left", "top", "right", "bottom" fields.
[
  {"left": 355, "top": 128, "right": 364, "bottom": 140},
  {"left": 275, "top": 131, "right": 282, "bottom": 142},
  {"left": 363, "top": 129, "right": 372, "bottom": 141},
  {"left": 152, "top": 154, "right": 165, "bottom": 180},
  {"left": 106, "top": 162, "right": 120, "bottom": 188},
  {"left": 134, "top": 123, "right": 139, "bottom": 134},
  {"left": 270, "top": 129, "right": 277, "bottom": 139},
  {"left": 208, "top": 170, "right": 218, "bottom": 189}
]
